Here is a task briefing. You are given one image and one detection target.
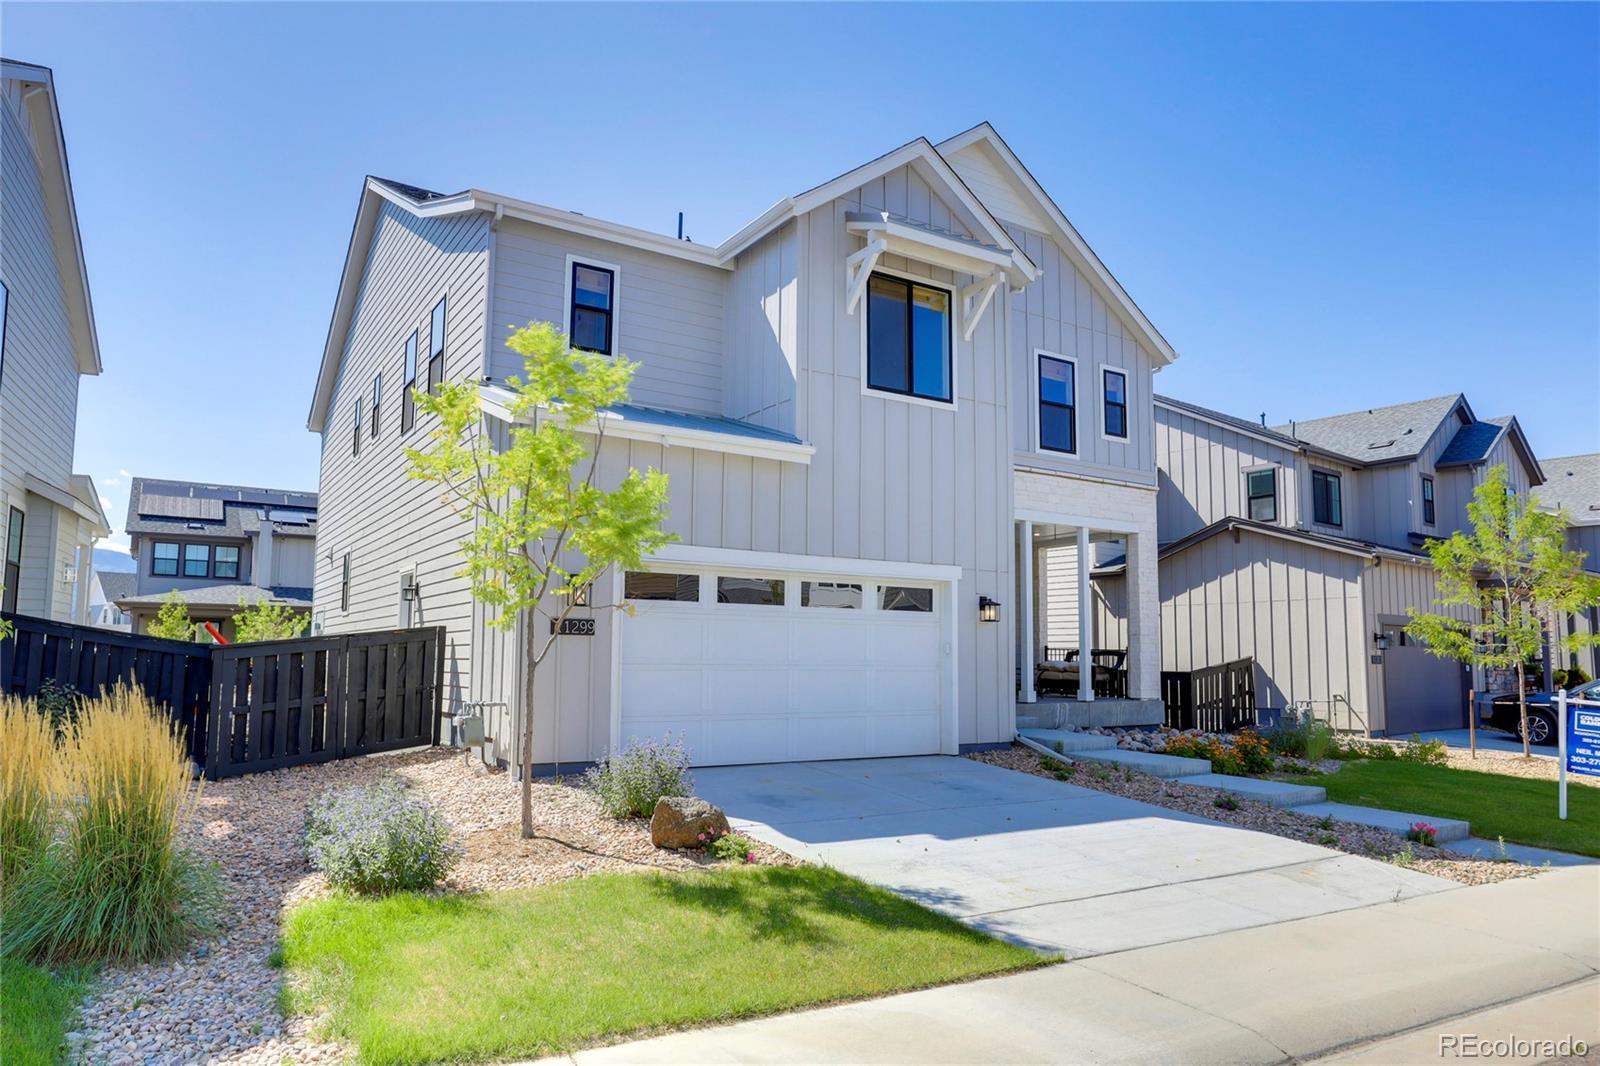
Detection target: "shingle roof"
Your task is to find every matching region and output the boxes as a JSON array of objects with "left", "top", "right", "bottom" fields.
[
  {"left": 370, "top": 176, "right": 455, "bottom": 202},
  {"left": 93, "top": 570, "right": 137, "bottom": 603},
  {"left": 124, "top": 477, "right": 317, "bottom": 539},
  {"left": 1155, "top": 394, "right": 1301, "bottom": 448},
  {"left": 115, "top": 584, "right": 313, "bottom": 610},
  {"left": 1435, "top": 416, "right": 1512, "bottom": 467},
  {"left": 1536, "top": 453, "right": 1600, "bottom": 524},
  {"left": 1271, "top": 394, "right": 1463, "bottom": 464},
  {"left": 604, "top": 403, "right": 804, "bottom": 445}
]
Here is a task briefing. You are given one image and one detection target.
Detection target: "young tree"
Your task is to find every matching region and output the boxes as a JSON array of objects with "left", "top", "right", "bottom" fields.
[
  {"left": 408, "top": 321, "right": 673, "bottom": 837},
  {"left": 147, "top": 590, "right": 197, "bottom": 642},
  {"left": 232, "top": 599, "right": 309, "bottom": 643},
  {"left": 1408, "top": 465, "right": 1600, "bottom": 756}
]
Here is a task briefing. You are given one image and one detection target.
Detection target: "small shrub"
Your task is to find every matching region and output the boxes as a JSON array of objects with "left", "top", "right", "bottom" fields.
[
  {"left": 232, "top": 599, "right": 309, "bottom": 643},
  {"left": 306, "top": 777, "right": 458, "bottom": 894},
  {"left": 3, "top": 686, "right": 217, "bottom": 963},
  {"left": 1316, "top": 832, "right": 1340, "bottom": 847},
  {"left": 36, "top": 680, "right": 81, "bottom": 739},
  {"left": 1405, "top": 821, "right": 1438, "bottom": 847},
  {"left": 146, "top": 591, "right": 197, "bottom": 642},
  {"left": 1232, "top": 730, "right": 1275, "bottom": 774},
  {"left": 1400, "top": 736, "right": 1448, "bottom": 767},
  {"left": 586, "top": 735, "right": 693, "bottom": 819},
  {"left": 0, "top": 696, "right": 60, "bottom": 894},
  {"left": 1389, "top": 843, "right": 1418, "bottom": 868},
  {"left": 1052, "top": 740, "right": 1066, "bottom": 755},
  {"left": 1213, "top": 792, "right": 1240, "bottom": 811},
  {"left": 703, "top": 830, "right": 757, "bottom": 863},
  {"left": 1316, "top": 814, "right": 1335, "bottom": 830}
]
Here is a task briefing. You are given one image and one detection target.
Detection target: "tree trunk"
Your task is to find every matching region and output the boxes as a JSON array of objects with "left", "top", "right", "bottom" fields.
[
  {"left": 1516, "top": 657, "right": 1531, "bottom": 759},
  {"left": 520, "top": 609, "right": 537, "bottom": 838}
]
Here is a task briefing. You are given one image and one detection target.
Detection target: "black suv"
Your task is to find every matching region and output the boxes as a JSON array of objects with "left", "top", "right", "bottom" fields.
[{"left": 1486, "top": 678, "right": 1600, "bottom": 746}]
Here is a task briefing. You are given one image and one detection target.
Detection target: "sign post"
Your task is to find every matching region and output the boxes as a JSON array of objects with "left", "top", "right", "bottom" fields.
[
  {"left": 1559, "top": 688, "right": 1567, "bottom": 821},
  {"left": 1558, "top": 688, "right": 1600, "bottom": 821}
]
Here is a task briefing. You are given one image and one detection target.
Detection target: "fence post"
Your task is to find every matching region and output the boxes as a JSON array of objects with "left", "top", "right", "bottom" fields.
[{"left": 431, "top": 626, "right": 445, "bottom": 746}]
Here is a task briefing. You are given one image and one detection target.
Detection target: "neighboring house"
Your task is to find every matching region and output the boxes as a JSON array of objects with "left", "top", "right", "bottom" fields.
[
  {"left": 0, "top": 59, "right": 110, "bottom": 624},
  {"left": 1535, "top": 453, "right": 1600, "bottom": 680},
  {"left": 88, "top": 568, "right": 134, "bottom": 631},
  {"left": 117, "top": 477, "right": 316, "bottom": 640},
  {"left": 307, "top": 123, "right": 1177, "bottom": 771},
  {"left": 1146, "top": 392, "right": 1546, "bottom": 735}
]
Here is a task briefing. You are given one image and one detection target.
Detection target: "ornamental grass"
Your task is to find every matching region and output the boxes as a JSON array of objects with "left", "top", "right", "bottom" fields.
[
  {"left": 2, "top": 685, "right": 217, "bottom": 964},
  {"left": 0, "top": 695, "right": 62, "bottom": 897}
]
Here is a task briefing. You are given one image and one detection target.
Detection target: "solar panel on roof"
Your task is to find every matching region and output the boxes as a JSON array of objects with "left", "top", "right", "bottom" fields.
[
  {"left": 139, "top": 494, "right": 224, "bottom": 520},
  {"left": 267, "top": 510, "right": 311, "bottom": 525}
]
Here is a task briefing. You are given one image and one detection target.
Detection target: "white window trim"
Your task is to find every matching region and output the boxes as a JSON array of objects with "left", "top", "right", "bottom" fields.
[
  {"left": 563, "top": 253, "right": 622, "bottom": 358},
  {"left": 1033, "top": 349, "right": 1079, "bottom": 457},
  {"left": 1242, "top": 464, "right": 1280, "bottom": 524},
  {"left": 858, "top": 263, "right": 960, "bottom": 413},
  {"left": 1100, "top": 366, "right": 1130, "bottom": 444}
]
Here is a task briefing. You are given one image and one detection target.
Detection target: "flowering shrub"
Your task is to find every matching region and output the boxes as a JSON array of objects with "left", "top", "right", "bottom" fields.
[
  {"left": 306, "top": 777, "right": 458, "bottom": 894},
  {"left": 1263, "top": 708, "right": 1335, "bottom": 762},
  {"left": 1231, "top": 730, "right": 1275, "bottom": 774},
  {"left": 586, "top": 735, "right": 693, "bottom": 819},
  {"left": 700, "top": 828, "right": 757, "bottom": 863},
  {"left": 1405, "top": 821, "right": 1438, "bottom": 847},
  {"left": 1166, "top": 730, "right": 1273, "bottom": 776}
]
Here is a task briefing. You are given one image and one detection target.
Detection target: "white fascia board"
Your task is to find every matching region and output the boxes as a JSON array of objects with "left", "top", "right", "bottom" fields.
[
  {"left": 937, "top": 123, "right": 1178, "bottom": 366},
  {"left": 477, "top": 386, "right": 814, "bottom": 465},
  {"left": 645, "top": 543, "right": 963, "bottom": 584},
  {"left": 470, "top": 191, "right": 729, "bottom": 269},
  {"left": 24, "top": 473, "right": 107, "bottom": 531}
]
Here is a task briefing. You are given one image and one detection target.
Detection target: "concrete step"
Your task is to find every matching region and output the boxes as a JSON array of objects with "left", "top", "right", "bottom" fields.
[
  {"left": 1290, "top": 801, "right": 1469, "bottom": 844},
  {"left": 1441, "top": 837, "right": 1598, "bottom": 867},
  {"left": 1173, "top": 773, "right": 1327, "bottom": 808},
  {"left": 1019, "top": 727, "right": 1118, "bottom": 754},
  {"left": 1070, "top": 747, "right": 1213, "bottom": 779}
]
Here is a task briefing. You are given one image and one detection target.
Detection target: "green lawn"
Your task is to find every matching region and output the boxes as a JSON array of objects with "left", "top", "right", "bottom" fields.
[
  {"left": 282, "top": 865, "right": 1048, "bottom": 1065},
  {"left": 0, "top": 958, "right": 89, "bottom": 1066},
  {"left": 1307, "top": 759, "right": 1600, "bottom": 857}
]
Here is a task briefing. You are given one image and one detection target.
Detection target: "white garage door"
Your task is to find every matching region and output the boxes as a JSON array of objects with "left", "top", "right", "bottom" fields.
[{"left": 618, "top": 570, "right": 947, "bottom": 766}]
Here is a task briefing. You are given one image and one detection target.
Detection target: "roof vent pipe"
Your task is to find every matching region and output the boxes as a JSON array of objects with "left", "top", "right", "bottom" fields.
[
  {"left": 677, "top": 212, "right": 684, "bottom": 241},
  {"left": 1260, "top": 412, "right": 1267, "bottom": 427}
]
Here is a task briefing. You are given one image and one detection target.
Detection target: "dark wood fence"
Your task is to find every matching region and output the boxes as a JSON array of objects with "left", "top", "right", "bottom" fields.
[
  {"left": 1162, "top": 657, "right": 1257, "bottom": 732},
  {"left": 2, "top": 613, "right": 443, "bottom": 777},
  {"left": 1, "top": 612, "right": 214, "bottom": 761}
]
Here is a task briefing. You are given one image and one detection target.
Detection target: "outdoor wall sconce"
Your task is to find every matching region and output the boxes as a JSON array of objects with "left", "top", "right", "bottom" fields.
[
  {"left": 978, "top": 595, "right": 1001, "bottom": 623},
  {"left": 1373, "top": 632, "right": 1393, "bottom": 651}
]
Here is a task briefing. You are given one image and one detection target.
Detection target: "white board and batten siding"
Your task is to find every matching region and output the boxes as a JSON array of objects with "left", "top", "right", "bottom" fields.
[{"left": 313, "top": 201, "right": 494, "bottom": 716}]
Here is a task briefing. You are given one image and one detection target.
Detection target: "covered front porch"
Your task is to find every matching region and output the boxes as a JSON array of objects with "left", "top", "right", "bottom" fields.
[{"left": 1014, "top": 514, "right": 1164, "bottom": 729}]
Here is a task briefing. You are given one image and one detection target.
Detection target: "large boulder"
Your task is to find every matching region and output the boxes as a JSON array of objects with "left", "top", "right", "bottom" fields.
[{"left": 650, "top": 796, "right": 730, "bottom": 849}]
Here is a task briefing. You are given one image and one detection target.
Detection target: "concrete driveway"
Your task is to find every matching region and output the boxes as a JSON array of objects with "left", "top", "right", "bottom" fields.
[{"left": 693, "top": 755, "right": 1454, "bottom": 958}]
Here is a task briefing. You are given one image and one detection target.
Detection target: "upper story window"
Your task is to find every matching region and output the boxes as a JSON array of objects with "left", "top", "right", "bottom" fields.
[
  {"left": 1038, "top": 354, "right": 1076, "bottom": 454},
  {"left": 214, "top": 545, "right": 240, "bottom": 579},
  {"left": 568, "top": 260, "right": 616, "bottom": 355},
  {"left": 0, "top": 280, "right": 9, "bottom": 391},
  {"left": 1246, "top": 468, "right": 1277, "bottom": 522},
  {"left": 341, "top": 552, "right": 351, "bottom": 611},
  {"left": 371, "top": 374, "right": 382, "bottom": 439},
  {"left": 183, "top": 543, "right": 210, "bottom": 578},
  {"left": 1102, "top": 368, "right": 1128, "bottom": 440},
  {"left": 152, "top": 541, "right": 180, "bottom": 577},
  {"left": 1312, "top": 469, "right": 1343, "bottom": 527},
  {"left": 401, "top": 331, "right": 418, "bottom": 434},
  {"left": 3, "top": 506, "right": 23, "bottom": 613},
  {"left": 353, "top": 396, "right": 363, "bottom": 457},
  {"left": 1421, "top": 475, "right": 1436, "bottom": 526},
  {"left": 427, "top": 297, "right": 446, "bottom": 395},
  {"left": 866, "top": 273, "right": 951, "bottom": 404}
]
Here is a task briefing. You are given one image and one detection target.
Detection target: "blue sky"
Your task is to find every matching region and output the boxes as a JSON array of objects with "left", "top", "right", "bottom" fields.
[{"left": 7, "top": 2, "right": 1597, "bottom": 550}]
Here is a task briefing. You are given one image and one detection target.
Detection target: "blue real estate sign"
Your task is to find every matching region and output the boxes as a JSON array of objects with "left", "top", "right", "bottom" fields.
[{"left": 1568, "top": 706, "right": 1600, "bottom": 778}]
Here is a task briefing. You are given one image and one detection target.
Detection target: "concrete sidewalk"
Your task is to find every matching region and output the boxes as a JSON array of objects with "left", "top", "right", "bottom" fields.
[{"left": 531, "top": 867, "right": 1599, "bottom": 1065}]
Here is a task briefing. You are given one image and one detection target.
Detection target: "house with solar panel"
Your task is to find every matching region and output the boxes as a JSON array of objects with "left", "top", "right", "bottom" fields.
[{"left": 116, "top": 477, "right": 317, "bottom": 640}]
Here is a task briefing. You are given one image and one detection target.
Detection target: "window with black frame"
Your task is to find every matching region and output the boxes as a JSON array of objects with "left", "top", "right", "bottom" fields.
[
  {"left": 353, "top": 397, "right": 362, "bottom": 456},
  {"left": 371, "top": 374, "right": 381, "bottom": 439},
  {"left": 183, "top": 544, "right": 211, "bottom": 578},
  {"left": 1103, "top": 369, "right": 1128, "bottom": 439},
  {"left": 1312, "top": 469, "right": 1343, "bottom": 527},
  {"left": 569, "top": 262, "right": 615, "bottom": 355},
  {"left": 341, "top": 552, "right": 351, "bottom": 611},
  {"left": 1038, "top": 355, "right": 1076, "bottom": 454},
  {"left": 401, "top": 331, "right": 417, "bottom": 433},
  {"left": 152, "top": 541, "right": 180, "bottom": 576},
  {"left": 1421, "top": 475, "right": 1436, "bottom": 525},
  {"left": 866, "top": 273, "right": 951, "bottom": 403},
  {"left": 214, "top": 545, "right": 240, "bottom": 579},
  {"left": 427, "top": 297, "right": 446, "bottom": 395},
  {"left": 3, "top": 507, "right": 22, "bottom": 613},
  {"left": 1246, "top": 468, "right": 1277, "bottom": 522}
]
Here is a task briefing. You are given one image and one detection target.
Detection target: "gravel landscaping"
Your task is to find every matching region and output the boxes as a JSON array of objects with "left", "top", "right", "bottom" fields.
[
  {"left": 967, "top": 745, "right": 1539, "bottom": 887},
  {"left": 69, "top": 748, "right": 793, "bottom": 1066}
]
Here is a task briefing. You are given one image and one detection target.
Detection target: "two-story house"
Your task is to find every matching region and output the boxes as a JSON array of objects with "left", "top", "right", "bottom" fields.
[
  {"left": 117, "top": 477, "right": 317, "bottom": 639},
  {"left": 1, "top": 59, "right": 111, "bottom": 624},
  {"left": 1145, "top": 392, "right": 1545, "bottom": 736},
  {"left": 1536, "top": 452, "right": 1600, "bottom": 682},
  {"left": 306, "top": 124, "right": 1177, "bottom": 771}
]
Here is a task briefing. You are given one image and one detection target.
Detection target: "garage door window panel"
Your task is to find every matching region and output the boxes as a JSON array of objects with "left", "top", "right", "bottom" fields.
[
  {"left": 717, "top": 576, "right": 784, "bottom": 605},
  {"left": 802, "top": 581, "right": 862, "bottom": 608},
  {"left": 880, "top": 586, "right": 934, "bottom": 612},
  {"left": 625, "top": 571, "right": 700, "bottom": 602}
]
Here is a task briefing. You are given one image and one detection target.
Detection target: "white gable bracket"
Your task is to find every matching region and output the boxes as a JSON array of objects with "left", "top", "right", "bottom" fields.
[
  {"left": 960, "top": 271, "right": 1005, "bottom": 342},
  {"left": 845, "top": 237, "right": 888, "bottom": 315}
]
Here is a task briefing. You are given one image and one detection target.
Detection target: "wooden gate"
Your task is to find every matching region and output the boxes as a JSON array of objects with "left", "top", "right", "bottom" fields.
[
  {"left": 205, "top": 626, "right": 444, "bottom": 778},
  {"left": 1162, "top": 657, "right": 1258, "bottom": 732}
]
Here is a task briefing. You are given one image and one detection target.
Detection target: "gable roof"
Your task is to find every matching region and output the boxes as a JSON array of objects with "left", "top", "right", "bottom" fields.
[
  {"left": 1, "top": 59, "right": 100, "bottom": 375},
  {"left": 1273, "top": 394, "right": 1464, "bottom": 464},
  {"left": 1535, "top": 453, "right": 1600, "bottom": 525},
  {"left": 94, "top": 570, "right": 136, "bottom": 603},
  {"left": 1435, "top": 415, "right": 1511, "bottom": 466},
  {"left": 1154, "top": 394, "right": 1301, "bottom": 449},
  {"left": 124, "top": 476, "right": 317, "bottom": 539},
  {"left": 937, "top": 123, "right": 1178, "bottom": 367}
]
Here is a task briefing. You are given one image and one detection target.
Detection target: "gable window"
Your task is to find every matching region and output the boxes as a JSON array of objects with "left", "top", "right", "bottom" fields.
[
  {"left": 426, "top": 297, "right": 446, "bottom": 395},
  {"left": 214, "top": 545, "right": 240, "bottom": 579},
  {"left": 1312, "top": 469, "right": 1343, "bottom": 527},
  {"left": 353, "top": 397, "right": 362, "bottom": 456},
  {"left": 1102, "top": 368, "right": 1128, "bottom": 439},
  {"left": 568, "top": 260, "right": 616, "bottom": 355},
  {"left": 866, "top": 273, "right": 951, "bottom": 404},
  {"left": 341, "top": 552, "right": 351, "bottom": 611},
  {"left": 183, "top": 543, "right": 211, "bottom": 578},
  {"left": 1246, "top": 468, "right": 1278, "bottom": 522},
  {"left": 1038, "top": 354, "right": 1076, "bottom": 454},
  {"left": 401, "top": 332, "right": 417, "bottom": 433},
  {"left": 1421, "top": 475, "right": 1436, "bottom": 526},
  {"left": 3, "top": 506, "right": 22, "bottom": 612},
  {"left": 152, "top": 541, "right": 180, "bottom": 577},
  {"left": 371, "top": 374, "right": 382, "bottom": 439}
]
